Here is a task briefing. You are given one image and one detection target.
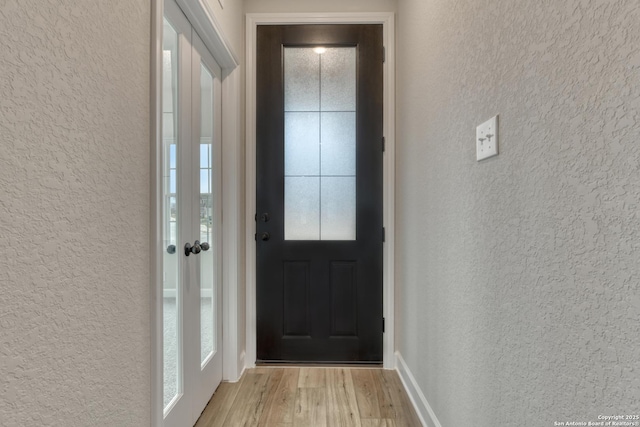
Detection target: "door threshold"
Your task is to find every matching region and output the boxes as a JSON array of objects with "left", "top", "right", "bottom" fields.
[{"left": 256, "top": 361, "right": 383, "bottom": 368}]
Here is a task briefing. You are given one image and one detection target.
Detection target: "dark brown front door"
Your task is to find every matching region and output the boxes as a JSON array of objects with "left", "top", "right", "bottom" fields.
[{"left": 256, "top": 24, "right": 384, "bottom": 362}]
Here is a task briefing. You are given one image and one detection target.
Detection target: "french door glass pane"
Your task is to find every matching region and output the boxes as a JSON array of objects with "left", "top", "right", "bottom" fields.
[
  {"left": 321, "top": 177, "right": 356, "bottom": 240},
  {"left": 285, "top": 177, "right": 320, "bottom": 240},
  {"left": 283, "top": 47, "right": 357, "bottom": 240},
  {"left": 321, "top": 47, "right": 356, "bottom": 111},
  {"left": 320, "top": 112, "right": 355, "bottom": 175},
  {"left": 199, "top": 63, "right": 215, "bottom": 365},
  {"left": 162, "top": 17, "right": 180, "bottom": 410},
  {"left": 284, "top": 112, "right": 319, "bottom": 176},
  {"left": 284, "top": 48, "right": 319, "bottom": 111}
]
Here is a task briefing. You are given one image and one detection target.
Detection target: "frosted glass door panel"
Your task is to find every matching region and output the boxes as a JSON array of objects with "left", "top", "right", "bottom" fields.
[
  {"left": 321, "top": 48, "right": 356, "bottom": 111},
  {"left": 285, "top": 112, "right": 320, "bottom": 176},
  {"left": 162, "top": 17, "right": 180, "bottom": 411},
  {"left": 283, "top": 46, "right": 356, "bottom": 241},
  {"left": 320, "top": 112, "right": 355, "bottom": 176},
  {"left": 321, "top": 177, "right": 356, "bottom": 240},
  {"left": 285, "top": 177, "right": 320, "bottom": 240},
  {"left": 284, "top": 48, "right": 320, "bottom": 111},
  {"left": 199, "top": 63, "right": 215, "bottom": 365}
]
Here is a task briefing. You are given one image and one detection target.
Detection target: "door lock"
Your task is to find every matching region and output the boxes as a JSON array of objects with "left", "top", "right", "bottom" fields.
[{"left": 260, "top": 232, "right": 270, "bottom": 241}]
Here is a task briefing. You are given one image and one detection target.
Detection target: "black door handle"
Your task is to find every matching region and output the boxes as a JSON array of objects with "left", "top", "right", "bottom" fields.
[
  {"left": 260, "top": 232, "right": 270, "bottom": 241},
  {"left": 184, "top": 242, "right": 199, "bottom": 256},
  {"left": 184, "top": 240, "right": 210, "bottom": 256}
]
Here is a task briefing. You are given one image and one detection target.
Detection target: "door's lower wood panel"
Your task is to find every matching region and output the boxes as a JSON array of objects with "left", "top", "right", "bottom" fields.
[
  {"left": 330, "top": 261, "right": 358, "bottom": 337},
  {"left": 283, "top": 261, "right": 311, "bottom": 336}
]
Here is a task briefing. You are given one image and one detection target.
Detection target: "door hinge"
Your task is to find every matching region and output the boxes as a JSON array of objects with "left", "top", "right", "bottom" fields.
[
  {"left": 382, "top": 136, "right": 385, "bottom": 152},
  {"left": 383, "top": 46, "right": 386, "bottom": 63},
  {"left": 382, "top": 227, "right": 386, "bottom": 242},
  {"left": 383, "top": 317, "right": 385, "bottom": 333},
  {"left": 255, "top": 213, "right": 257, "bottom": 222},
  {"left": 254, "top": 233, "right": 257, "bottom": 241}
]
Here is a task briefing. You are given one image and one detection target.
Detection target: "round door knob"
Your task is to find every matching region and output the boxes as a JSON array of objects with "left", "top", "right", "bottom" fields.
[
  {"left": 260, "top": 213, "right": 270, "bottom": 222},
  {"left": 185, "top": 240, "right": 208, "bottom": 256},
  {"left": 167, "top": 245, "right": 176, "bottom": 254},
  {"left": 260, "top": 232, "right": 270, "bottom": 241},
  {"left": 184, "top": 242, "right": 201, "bottom": 256}
]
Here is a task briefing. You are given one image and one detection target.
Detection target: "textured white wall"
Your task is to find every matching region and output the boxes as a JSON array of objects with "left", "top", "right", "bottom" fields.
[
  {"left": 0, "top": 1, "right": 150, "bottom": 425},
  {"left": 396, "top": 0, "right": 640, "bottom": 425},
  {"left": 245, "top": 0, "right": 396, "bottom": 14}
]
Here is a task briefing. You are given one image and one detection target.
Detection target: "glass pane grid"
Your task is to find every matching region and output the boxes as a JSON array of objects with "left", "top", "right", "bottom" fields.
[{"left": 284, "top": 47, "right": 356, "bottom": 241}]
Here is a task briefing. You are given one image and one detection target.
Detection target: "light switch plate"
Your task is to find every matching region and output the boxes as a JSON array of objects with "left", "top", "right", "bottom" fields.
[{"left": 476, "top": 115, "right": 499, "bottom": 161}]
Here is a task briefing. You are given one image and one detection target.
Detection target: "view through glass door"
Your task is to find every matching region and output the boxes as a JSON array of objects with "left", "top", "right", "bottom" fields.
[{"left": 162, "top": 0, "right": 222, "bottom": 425}]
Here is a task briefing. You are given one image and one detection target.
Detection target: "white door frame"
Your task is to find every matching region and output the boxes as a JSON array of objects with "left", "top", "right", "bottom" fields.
[
  {"left": 245, "top": 12, "right": 396, "bottom": 369},
  {"left": 151, "top": 0, "right": 239, "bottom": 425}
]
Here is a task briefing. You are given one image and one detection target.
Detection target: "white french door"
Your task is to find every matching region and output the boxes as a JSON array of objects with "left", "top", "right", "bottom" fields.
[{"left": 161, "top": 0, "right": 222, "bottom": 425}]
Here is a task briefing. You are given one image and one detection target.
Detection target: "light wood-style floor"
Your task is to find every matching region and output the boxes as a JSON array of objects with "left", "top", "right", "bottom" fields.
[{"left": 194, "top": 367, "right": 422, "bottom": 427}]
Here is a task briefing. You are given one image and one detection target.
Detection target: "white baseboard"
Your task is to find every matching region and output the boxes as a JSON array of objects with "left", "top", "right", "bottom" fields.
[
  {"left": 395, "top": 351, "right": 442, "bottom": 427},
  {"left": 237, "top": 350, "right": 246, "bottom": 380}
]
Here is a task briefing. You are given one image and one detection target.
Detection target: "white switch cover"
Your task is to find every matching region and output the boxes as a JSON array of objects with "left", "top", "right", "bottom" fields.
[{"left": 476, "top": 115, "right": 499, "bottom": 161}]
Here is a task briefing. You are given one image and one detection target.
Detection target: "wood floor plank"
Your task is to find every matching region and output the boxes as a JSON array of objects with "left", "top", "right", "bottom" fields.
[
  {"left": 326, "top": 368, "right": 362, "bottom": 427},
  {"left": 255, "top": 368, "right": 285, "bottom": 426},
  {"left": 361, "top": 420, "right": 397, "bottom": 427},
  {"left": 254, "top": 367, "right": 278, "bottom": 374},
  {"left": 194, "top": 380, "right": 243, "bottom": 427},
  {"left": 222, "top": 372, "right": 271, "bottom": 427},
  {"left": 370, "top": 369, "right": 398, "bottom": 419},
  {"left": 380, "top": 370, "right": 422, "bottom": 427},
  {"left": 293, "top": 387, "right": 327, "bottom": 427},
  {"left": 258, "top": 368, "right": 300, "bottom": 426},
  {"left": 351, "top": 369, "right": 381, "bottom": 419},
  {"left": 197, "top": 368, "right": 421, "bottom": 427},
  {"left": 297, "top": 367, "right": 326, "bottom": 388}
]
